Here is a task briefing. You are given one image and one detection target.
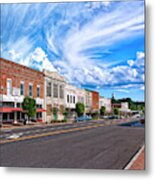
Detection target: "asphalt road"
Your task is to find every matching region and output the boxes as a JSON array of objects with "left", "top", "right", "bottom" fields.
[{"left": 0, "top": 123, "right": 144, "bottom": 169}]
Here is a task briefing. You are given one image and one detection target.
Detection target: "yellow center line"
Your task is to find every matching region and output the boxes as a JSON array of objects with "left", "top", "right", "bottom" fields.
[{"left": 0, "top": 124, "right": 105, "bottom": 145}]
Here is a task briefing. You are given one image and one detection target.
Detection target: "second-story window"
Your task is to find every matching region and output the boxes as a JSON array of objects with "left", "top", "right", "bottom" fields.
[
  {"left": 7, "top": 79, "right": 12, "bottom": 95},
  {"left": 70, "top": 95, "right": 72, "bottom": 103},
  {"left": 73, "top": 96, "right": 75, "bottom": 104},
  {"left": 29, "top": 84, "right": 33, "bottom": 97},
  {"left": 37, "top": 86, "right": 40, "bottom": 97},
  {"left": 60, "top": 85, "right": 64, "bottom": 99},
  {"left": 67, "top": 95, "right": 69, "bottom": 103},
  {"left": 46, "top": 81, "right": 51, "bottom": 97},
  {"left": 53, "top": 84, "right": 58, "bottom": 98},
  {"left": 20, "top": 82, "right": 24, "bottom": 96}
]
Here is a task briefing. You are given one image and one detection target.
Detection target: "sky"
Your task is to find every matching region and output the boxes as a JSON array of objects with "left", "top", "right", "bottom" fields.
[{"left": 1, "top": 0, "right": 145, "bottom": 101}]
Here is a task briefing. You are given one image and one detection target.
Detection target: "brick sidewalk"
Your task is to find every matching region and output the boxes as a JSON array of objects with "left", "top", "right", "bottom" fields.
[
  {"left": 124, "top": 145, "right": 145, "bottom": 170},
  {"left": 129, "top": 148, "right": 145, "bottom": 170}
]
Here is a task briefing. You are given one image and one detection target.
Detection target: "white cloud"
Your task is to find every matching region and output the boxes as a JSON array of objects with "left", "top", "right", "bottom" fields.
[
  {"left": 116, "top": 89, "right": 129, "bottom": 93},
  {"left": 127, "top": 60, "right": 135, "bottom": 67},
  {"left": 140, "top": 86, "right": 145, "bottom": 90}
]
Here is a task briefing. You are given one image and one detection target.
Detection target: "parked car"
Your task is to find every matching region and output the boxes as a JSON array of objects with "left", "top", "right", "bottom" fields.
[
  {"left": 108, "top": 115, "right": 119, "bottom": 120},
  {"left": 75, "top": 115, "right": 92, "bottom": 122}
]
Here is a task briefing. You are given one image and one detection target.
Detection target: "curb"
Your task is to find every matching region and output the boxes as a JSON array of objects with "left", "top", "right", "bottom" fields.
[{"left": 124, "top": 145, "right": 144, "bottom": 170}]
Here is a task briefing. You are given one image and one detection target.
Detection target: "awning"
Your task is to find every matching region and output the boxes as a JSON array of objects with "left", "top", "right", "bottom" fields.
[
  {"left": 0, "top": 107, "right": 46, "bottom": 113},
  {"left": 36, "top": 108, "right": 46, "bottom": 112},
  {"left": 12, "top": 108, "right": 22, "bottom": 112},
  {"left": 0, "top": 107, "right": 21, "bottom": 113}
]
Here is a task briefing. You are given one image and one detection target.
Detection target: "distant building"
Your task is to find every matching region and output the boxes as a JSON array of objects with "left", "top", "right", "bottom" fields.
[
  {"left": 86, "top": 90, "right": 99, "bottom": 113},
  {"left": 99, "top": 97, "right": 112, "bottom": 113},
  {"left": 43, "top": 69, "right": 66, "bottom": 122},
  {"left": 85, "top": 90, "right": 92, "bottom": 115},
  {"left": 76, "top": 87, "right": 85, "bottom": 104},
  {"left": 112, "top": 102, "right": 129, "bottom": 114},
  {"left": 0, "top": 58, "right": 45, "bottom": 123},
  {"left": 65, "top": 84, "right": 77, "bottom": 117}
]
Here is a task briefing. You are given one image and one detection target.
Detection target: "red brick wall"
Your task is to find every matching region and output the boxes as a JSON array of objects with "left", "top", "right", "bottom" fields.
[
  {"left": 0, "top": 58, "right": 44, "bottom": 98},
  {"left": 92, "top": 91, "right": 99, "bottom": 110}
]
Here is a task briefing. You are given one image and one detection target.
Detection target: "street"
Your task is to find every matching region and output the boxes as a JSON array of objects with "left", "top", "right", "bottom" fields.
[{"left": 0, "top": 120, "right": 144, "bottom": 169}]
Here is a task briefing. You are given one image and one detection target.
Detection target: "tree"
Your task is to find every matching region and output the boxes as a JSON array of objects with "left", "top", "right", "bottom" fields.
[
  {"left": 75, "top": 102, "right": 85, "bottom": 117},
  {"left": 52, "top": 107, "right": 59, "bottom": 120},
  {"left": 100, "top": 106, "right": 106, "bottom": 116},
  {"left": 114, "top": 108, "right": 120, "bottom": 115},
  {"left": 22, "top": 96, "right": 36, "bottom": 122}
]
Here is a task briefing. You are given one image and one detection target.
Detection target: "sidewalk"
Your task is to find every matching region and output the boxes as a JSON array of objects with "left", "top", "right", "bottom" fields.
[
  {"left": 0, "top": 121, "right": 73, "bottom": 131},
  {"left": 125, "top": 145, "right": 145, "bottom": 170}
]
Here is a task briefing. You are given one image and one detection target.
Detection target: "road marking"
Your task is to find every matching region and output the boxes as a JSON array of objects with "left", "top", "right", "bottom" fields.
[{"left": 0, "top": 124, "right": 105, "bottom": 144}]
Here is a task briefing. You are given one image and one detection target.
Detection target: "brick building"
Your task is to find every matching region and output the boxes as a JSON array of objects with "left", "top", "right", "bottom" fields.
[
  {"left": 0, "top": 58, "right": 45, "bottom": 123},
  {"left": 86, "top": 90, "right": 99, "bottom": 113}
]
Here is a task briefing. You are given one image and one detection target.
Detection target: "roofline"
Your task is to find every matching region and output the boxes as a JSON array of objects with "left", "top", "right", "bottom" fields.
[{"left": 0, "top": 57, "right": 44, "bottom": 75}]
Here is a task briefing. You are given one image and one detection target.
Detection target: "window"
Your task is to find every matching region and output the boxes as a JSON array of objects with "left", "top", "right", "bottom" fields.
[
  {"left": 46, "top": 81, "right": 51, "bottom": 97},
  {"left": 70, "top": 95, "right": 72, "bottom": 103},
  {"left": 60, "top": 85, "right": 64, "bottom": 99},
  {"left": 73, "top": 96, "right": 75, "bottom": 104},
  {"left": 29, "top": 84, "right": 33, "bottom": 96},
  {"left": 20, "top": 82, "right": 24, "bottom": 95},
  {"left": 67, "top": 95, "right": 69, "bottom": 103},
  {"left": 53, "top": 84, "right": 58, "bottom": 98},
  {"left": 37, "top": 86, "right": 40, "bottom": 97},
  {"left": 7, "top": 79, "right": 12, "bottom": 95}
]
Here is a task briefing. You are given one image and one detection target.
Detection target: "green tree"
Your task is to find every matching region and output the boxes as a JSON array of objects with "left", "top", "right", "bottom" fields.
[
  {"left": 114, "top": 108, "right": 120, "bottom": 115},
  {"left": 75, "top": 102, "right": 85, "bottom": 117},
  {"left": 100, "top": 106, "right": 106, "bottom": 116},
  {"left": 52, "top": 107, "right": 58, "bottom": 120},
  {"left": 22, "top": 96, "right": 36, "bottom": 121}
]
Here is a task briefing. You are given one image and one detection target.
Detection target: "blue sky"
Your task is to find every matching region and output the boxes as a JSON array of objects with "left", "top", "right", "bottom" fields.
[{"left": 1, "top": 0, "right": 145, "bottom": 101}]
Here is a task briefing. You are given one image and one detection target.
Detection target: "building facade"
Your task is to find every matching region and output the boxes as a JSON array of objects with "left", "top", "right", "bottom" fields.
[
  {"left": 65, "top": 84, "right": 77, "bottom": 117},
  {"left": 76, "top": 88, "right": 85, "bottom": 104},
  {"left": 91, "top": 90, "right": 99, "bottom": 112},
  {"left": 43, "top": 70, "right": 66, "bottom": 122},
  {"left": 99, "top": 97, "right": 112, "bottom": 113},
  {"left": 85, "top": 89, "right": 92, "bottom": 114},
  {"left": 0, "top": 58, "right": 45, "bottom": 123}
]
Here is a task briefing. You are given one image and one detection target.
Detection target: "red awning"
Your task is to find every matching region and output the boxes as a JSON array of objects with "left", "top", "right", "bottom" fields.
[
  {"left": 0, "top": 107, "right": 14, "bottom": 113},
  {"left": 0, "top": 107, "right": 46, "bottom": 113},
  {"left": 36, "top": 108, "right": 46, "bottom": 112},
  {"left": 0, "top": 107, "right": 23, "bottom": 113},
  {"left": 12, "top": 108, "right": 22, "bottom": 112}
]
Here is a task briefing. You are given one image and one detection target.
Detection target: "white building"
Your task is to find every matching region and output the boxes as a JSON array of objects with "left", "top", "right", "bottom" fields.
[
  {"left": 99, "top": 97, "right": 112, "bottom": 113},
  {"left": 43, "top": 70, "right": 66, "bottom": 123},
  {"left": 65, "top": 84, "right": 77, "bottom": 110},
  {"left": 76, "top": 87, "right": 85, "bottom": 104},
  {"left": 85, "top": 89, "right": 92, "bottom": 114}
]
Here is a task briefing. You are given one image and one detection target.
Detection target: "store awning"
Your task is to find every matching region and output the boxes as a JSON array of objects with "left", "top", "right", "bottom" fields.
[
  {"left": 36, "top": 108, "right": 46, "bottom": 112},
  {"left": 0, "top": 107, "right": 46, "bottom": 113},
  {"left": 0, "top": 107, "right": 22, "bottom": 113}
]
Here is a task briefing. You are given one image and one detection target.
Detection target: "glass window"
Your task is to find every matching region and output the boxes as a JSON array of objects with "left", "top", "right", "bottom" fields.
[
  {"left": 67, "top": 95, "right": 69, "bottom": 103},
  {"left": 7, "top": 79, "right": 12, "bottom": 95},
  {"left": 70, "top": 95, "right": 72, "bottom": 103},
  {"left": 60, "top": 85, "right": 64, "bottom": 99},
  {"left": 37, "top": 86, "right": 40, "bottom": 97},
  {"left": 46, "top": 81, "right": 51, "bottom": 97},
  {"left": 20, "top": 83, "right": 24, "bottom": 95},
  {"left": 53, "top": 84, "right": 58, "bottom": 98},
  {"left": 29, "top": 84, "right": 33, "bottom": 96},
  {"left": 73, "top": 96, "right": 75, "bottom": 104}
]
